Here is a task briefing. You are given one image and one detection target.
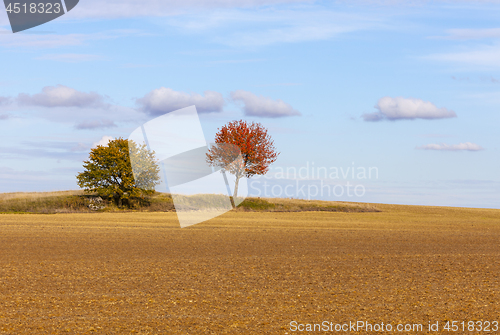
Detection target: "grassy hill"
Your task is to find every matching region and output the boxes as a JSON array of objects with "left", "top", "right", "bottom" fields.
[{"left": 0, "top": 190, "right": 380, "bottom": 214}]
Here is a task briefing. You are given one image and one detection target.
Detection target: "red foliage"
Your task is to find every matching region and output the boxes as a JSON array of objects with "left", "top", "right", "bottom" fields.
[{"left": 207, "top": 120, "right": 279, "bottom": 179}]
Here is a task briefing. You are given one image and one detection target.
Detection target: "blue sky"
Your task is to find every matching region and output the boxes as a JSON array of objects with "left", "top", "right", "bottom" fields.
[{"left": 1, "top": 0, "right": 500, "bottom": 208}]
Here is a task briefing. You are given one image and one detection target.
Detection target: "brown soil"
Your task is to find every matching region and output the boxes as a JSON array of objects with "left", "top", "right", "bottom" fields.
[{"left": 0, "top": 204, "right": 499, "bottom": 334}]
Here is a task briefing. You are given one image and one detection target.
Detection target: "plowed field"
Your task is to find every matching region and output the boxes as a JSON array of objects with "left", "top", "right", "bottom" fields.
[{"left": 0, "top": 204, "right": 499, "bottom": 334}]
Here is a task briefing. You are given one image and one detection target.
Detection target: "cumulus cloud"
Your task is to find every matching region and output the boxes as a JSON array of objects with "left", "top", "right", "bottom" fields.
[
  {"left": 17, "top": 85, "right": 105, "bottom": 108},
  {"left": 417, "top": 142, "right": 484, "bottom": 151},
  {"left": 75, "top": 119, "right": 117, "bottom": 130},
  {"left": 363, "top": 97, "right": 457, "bottom": 121},
  {"left": 136, "top": 87, "right": 225, "bottom": 115},
  {"left": 92, "top": 136, "right": 114, "bottom": 148},
  {"left": 231, "top": 90, "right": 301, "bottom": 118}
]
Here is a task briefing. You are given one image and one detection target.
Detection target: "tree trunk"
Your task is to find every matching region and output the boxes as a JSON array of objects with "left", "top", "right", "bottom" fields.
[
  {"left": 114, "top": 193, "right": 122, "bottom": 207},
  {"left": 233, "top": 175, "right": 240, "bottom": 199},
  {"left": 229, "top": 196, "right": 236, "bottom": 209}
]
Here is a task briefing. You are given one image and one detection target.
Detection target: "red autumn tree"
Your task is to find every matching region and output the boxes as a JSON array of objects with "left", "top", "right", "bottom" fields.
[{"left": 206, "top": 120, "right": 279, "bottom": 201}]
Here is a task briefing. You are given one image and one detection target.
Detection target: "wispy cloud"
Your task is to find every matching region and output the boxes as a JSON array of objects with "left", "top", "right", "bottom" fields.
[
  {"left": 36, "top": 53, "right": 104, "bottom": 62},
  {"left": 0, "top": 141, "right": 89, "bottom": 161},
  {"left": 2, "top": 3, "right": 382, "bottom": 49},
  {"left": 254, "top": 82, "right": 302, "bottom": 87},
  {"left": 451, "top": 75, "right": 470, "bottom": 82},
  {"left": 68, "top": 0, "right": 313, "bottom": 19},
  {"left": 451, "top": 75, "right": 499, "bottom": 84},
  {"left": 416, "top": 142, "right": 484, "bottom": 151},
  {"left": 484, "top": 76, "right": 500, "bottom": 83},
  {"left": 426, "top": 43, "right": 500, "bottom": 69},
  {"left": 214, "top": 22, "right": 356, "bottom": 47},
  {"left": 121, "top": 63, "right": 158, "bottom": 68},
  {"left": 0, "top": 29, "right": 93, "bottom": 48},
  {"left": 208, "top": 58, "right": 266, "bottom": 64},
  {"left": 336, "top": 0, "right": 500, "bottom": 5},
  {"left": 165, "top": 8, "right": 385, "bottom": 47},
  {"left": 363, "top": 97, "right": 457, "bottom": 121},
  {"left": 417, "top": 133, "right": 454, "bottom": 138},
  {"left": 433, "top": 28, "right": 500, "bottom": 40},
  {"left": 0, "top": 29, "right": 142, "bottom": 49},
  {"left": 75, "top": 119, "right": 117, "bottom": 130}
]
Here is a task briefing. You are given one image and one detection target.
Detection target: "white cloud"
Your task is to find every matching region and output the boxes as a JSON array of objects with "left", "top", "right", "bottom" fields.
[
  {"left": 363, "top": 97, "right": 457, "bottom": 121},
  {"left": 231, "top": 90, "right": 301, "bottom": 117},
  {"left": 75, "top": 119, "right": 117, "bottom": 130},
  {"left": 36, "top": 53, "right": 104, "bottom": 62},
  {"left": 17, "top": 85, "right": 105, "bottom": 108},
  {"left": 92, "top": 136, "right": 114, "bottom": 148},
  {"left": 136, "top": 87, "right": 225, "bottom": 115},
  {"left": 417, "top": 142, "right": 484, "bottom": 151}
]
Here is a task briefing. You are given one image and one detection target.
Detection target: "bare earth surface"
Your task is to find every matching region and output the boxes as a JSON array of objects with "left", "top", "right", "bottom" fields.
[{"left": 0, "top": 204, "right": 499, "bottom": 334}]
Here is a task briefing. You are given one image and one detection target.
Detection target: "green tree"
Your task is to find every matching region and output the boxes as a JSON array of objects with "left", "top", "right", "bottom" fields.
[{"left": 76, "top": 138, "right": 160, "bottom": 207}]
